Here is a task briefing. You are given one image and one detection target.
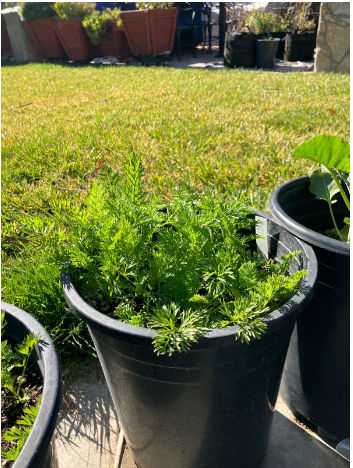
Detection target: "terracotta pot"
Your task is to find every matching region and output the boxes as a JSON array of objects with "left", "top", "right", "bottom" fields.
[
  {"left": 149, "top": 7, "right": 178, "bottom": 56},
  {"left": 121, "top": 7, "right": 177, "bottom": 57},
  {"left": 99, "top": 25, "right": 131, "bottom": 58},
  {"left": 24, "top": 18, "right": 65, "bottom": 59},
  {"left": 120, "top": 9, "right": 151, "bottom": 56},
  {"left": 55, "top": 18, "right": 98, "bottom": 61},
  {"left": 1, "top": 26, "right": 13, "bottom": 57}
]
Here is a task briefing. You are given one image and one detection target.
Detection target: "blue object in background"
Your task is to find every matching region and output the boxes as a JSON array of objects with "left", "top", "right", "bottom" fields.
[
  {"left": 95, "top": 2, "right": 137, "bottom": 11},
  {"left": 95, "top": 2, "right": 117, "bottom": 11},
  {"left": 177, "top": 2, "right": 203, "bottom": 45}
]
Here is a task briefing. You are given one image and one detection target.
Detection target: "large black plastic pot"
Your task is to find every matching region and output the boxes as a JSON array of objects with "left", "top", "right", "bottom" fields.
[
  {"left": 224, "top": 31, "right": 256, "bottom": 68},
  {"left": 284, "top": 31, "right": 316, "bottom": 61},
  {"left": 1, "top": 302, "right": 61, "bottom": 468},
  {"left": 256, "top": 38, "right": 280, "bottom": 69},
  {"left": 269, "top": 177, "right": 350, "bottom": 440},
  {"left": 271, "top": 31, "right": 285, "bottom": 59},
  {"left": 61, "top": 212, "right": 317, "bottom": 468}
]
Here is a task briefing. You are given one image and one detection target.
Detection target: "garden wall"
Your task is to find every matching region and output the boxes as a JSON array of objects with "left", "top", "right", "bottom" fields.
[{"left": 314, "top": 2, "right": 350, "bottom": 73}]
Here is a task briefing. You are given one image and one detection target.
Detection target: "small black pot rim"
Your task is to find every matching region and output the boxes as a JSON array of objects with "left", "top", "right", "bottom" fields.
[
  {"left": 61, "top": 211, "right": 317, "bottom": 347},
  {"left": 269, "top": 176, "right": 350, "bottom": 256},
  {"left": 1, "top": 302, "right": 61, "bottom": 468}
]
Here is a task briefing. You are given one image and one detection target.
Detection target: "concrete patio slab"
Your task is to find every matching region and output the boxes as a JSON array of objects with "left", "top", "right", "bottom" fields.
[{"left": 53, "top": 360, "right": 348, "bottom": 468}]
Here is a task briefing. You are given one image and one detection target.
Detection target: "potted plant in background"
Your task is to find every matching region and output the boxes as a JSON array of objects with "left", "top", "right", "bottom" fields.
[
  {"left": 1, "top": 302, "right": 61, "bottom": 467},
  {"left": 53, "top": 2, "right": 97, "bottom": 62},
  {"left": 82, "top": 7, "right": 131, "bottom": 58},
  {"left": 224, "top": 7, "right": 287, "bottom": 69},
  {"left": 284, "top": 2, "right": 317, "bottom": 61},
  {"left": 60, "top": 154, "right": 317, "bottom": 468},
  {"left": 21, "top": 2, "right": 65, "bottom": 59},
  {"left": 245, "top": 9, "right": 285, "bottom": 69},
  {"left": 269, "top": 135, "right": 350, "bottom": 442},
  {"left": 120, "top": 2, "right": 177, "bottom": 57}
]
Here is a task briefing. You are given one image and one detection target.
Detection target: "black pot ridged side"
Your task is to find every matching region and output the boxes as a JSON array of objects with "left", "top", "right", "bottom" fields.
[
  {"left": 284, "top": 31, "right": 316, "bottom": 61},
  {"left": 269, "top": 177, "right": 350, "bottom": 440},
  {"left": 1, "top": 302, "right": 61, "bottom": 468},
  {"left": 270, "top": 31, "right": 285, "bottom": 59},
  {"left": 61, "top": 212, "right": 317, "bottom": 468},
  {"left": 224, "top": 32, "right": 256, "bottom": 68},
  {"left": 256, "top": 39, "right": 280, "bottom": 69}
]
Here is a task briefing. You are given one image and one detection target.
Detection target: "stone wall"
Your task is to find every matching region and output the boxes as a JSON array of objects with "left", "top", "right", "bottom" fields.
[{"left": 314, "top": 2, "right": 350, "bottom": 73}]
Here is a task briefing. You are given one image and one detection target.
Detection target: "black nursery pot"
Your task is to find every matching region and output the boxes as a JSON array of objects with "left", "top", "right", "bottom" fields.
[
  {"left": 284, "top": 31, "right": 316, "bottom": 61},
  {"left": 1, "top": 302, "right": 61, "bottom": 468},
  {"left": 270, "top": 31, "right": 285, "bottom": 59},
  {"left": 269, "top": 177, "right": 350, "bottom": 440},
  {"left": 256, "top": 38, "right": 280, "bottom": 69},
  {"left": 224, "top": 31, "right": 256, "bottom": 68},
  {"left": 61, "top": 212, "right": 317, "bottom": 468}
]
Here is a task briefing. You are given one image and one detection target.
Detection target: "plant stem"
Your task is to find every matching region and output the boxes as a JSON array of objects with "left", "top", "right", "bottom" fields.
[
  {"left": 327, "top": 168, "right": 350, "bottom": 211},
  {"left": 327, "top": 198, "right": 345, "bottom": 242},
  {"left": 16, "top": 355, "right": 30, "bottom": 397}
]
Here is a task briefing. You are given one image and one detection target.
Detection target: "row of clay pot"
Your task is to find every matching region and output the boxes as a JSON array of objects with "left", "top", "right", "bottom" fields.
[{"left": 23, "top": 8, "right": 178, "bottom": 62}]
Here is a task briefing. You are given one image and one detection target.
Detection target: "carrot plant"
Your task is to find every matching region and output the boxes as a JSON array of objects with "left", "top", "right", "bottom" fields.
[
  {"left": 1, "top": 312, "right": 41, "bottom": 463},
  {"left": 64, "top": 153, "right": 307, "bottom": 355}
]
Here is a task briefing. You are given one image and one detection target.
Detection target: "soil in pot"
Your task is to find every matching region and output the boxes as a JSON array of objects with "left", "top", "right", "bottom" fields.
[
  {"left": 24, "top": 18, "right": 66, "bottom": 59},
  {"left": 224, "top": 32, "right": 256, "bottom": 68},
  {"left": 256, "top": 38, "right": 280, "bottom": 69},
  {"left": 269, "top": 176, "right": 350, "bottom": 441},
  {"left": 284, "top": 31, "right": 316, "bottom": 61}
]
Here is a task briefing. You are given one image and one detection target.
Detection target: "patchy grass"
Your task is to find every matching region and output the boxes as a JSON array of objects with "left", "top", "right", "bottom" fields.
[{"left": 1, "top": 63, "right": 349, "bottom": 359}]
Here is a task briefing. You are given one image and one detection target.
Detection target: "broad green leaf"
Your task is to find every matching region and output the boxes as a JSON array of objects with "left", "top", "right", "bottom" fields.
[
  {"left": 291, "top": 135, "right": 350, "bottom": 173},
  {"left": 309, "top": 167, "right": 340, "bottom": 203}
]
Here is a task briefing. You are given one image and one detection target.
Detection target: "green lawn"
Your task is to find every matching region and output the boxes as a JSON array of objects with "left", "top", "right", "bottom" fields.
[{"left": 1, "top": 63, "right": 349, "bottom": 359}]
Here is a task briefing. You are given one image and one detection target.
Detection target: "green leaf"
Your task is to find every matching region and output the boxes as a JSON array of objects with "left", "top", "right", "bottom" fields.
[
  {"left": 309, "top": 167, "right": 340, "bottom": 203},
  {"left": 291, "top": 135, "right": 350, "bottom": 173}
]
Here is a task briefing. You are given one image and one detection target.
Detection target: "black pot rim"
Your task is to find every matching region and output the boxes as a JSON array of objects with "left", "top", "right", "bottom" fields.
[
  {"left": 61, "top": 211, "right": 317, "bottom": 347},
  {"left": 256, "top": 37, "right": 280, "bottom": 42},
  {"left": 1, "top": 302, "right": 61, "bottom": 468},
  {"left": 269, "top": 176, "right": 350, "bottom": 256}
]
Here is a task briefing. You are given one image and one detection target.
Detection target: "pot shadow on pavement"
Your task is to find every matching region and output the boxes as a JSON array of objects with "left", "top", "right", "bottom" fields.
[
  {"left": 53, "top": 359, "right": 120, "bottom": 468},
  {"left": 262, "top": 398, "right": 349, "bottom": 468}
]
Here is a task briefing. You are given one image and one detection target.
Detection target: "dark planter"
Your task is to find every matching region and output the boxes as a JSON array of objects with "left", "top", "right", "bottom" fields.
[
  {"left": 61, "top": 212, "right": 317, "bottom": 468},
  {"left": 54, "top": 18, "right": 98, "bottom": 61},
  {"left": 24, "top": 18, "right": 66, "bottom": 59},
  {"left": 256, "top": 38, "right": 280, "bottom": 69},
  {"left": 99, "top": 25, "right": 131, "bottom": 58},
  {"left": 1, "top": 25, "right": 13, "bottom": 57},
  {"left": 224, "top": 31, "right": 256, "bottom": 68},
  {"left": 270, "top": 31, "right": 285, "bottom": 60},
  {"left": 1, "top": 302, "right": 61, "bottom": 468},
  {"left": 121, "top": 8, "right": 178, "bottom": 57},
  {"left": 149, "top": 7, "right": 178, "bottom": 56},
  {"left": 284, "top": 31, "right": 316, "bottom": 61},
  {"left": 269, "top": 176, "right": 350, "bottom": 440}
]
